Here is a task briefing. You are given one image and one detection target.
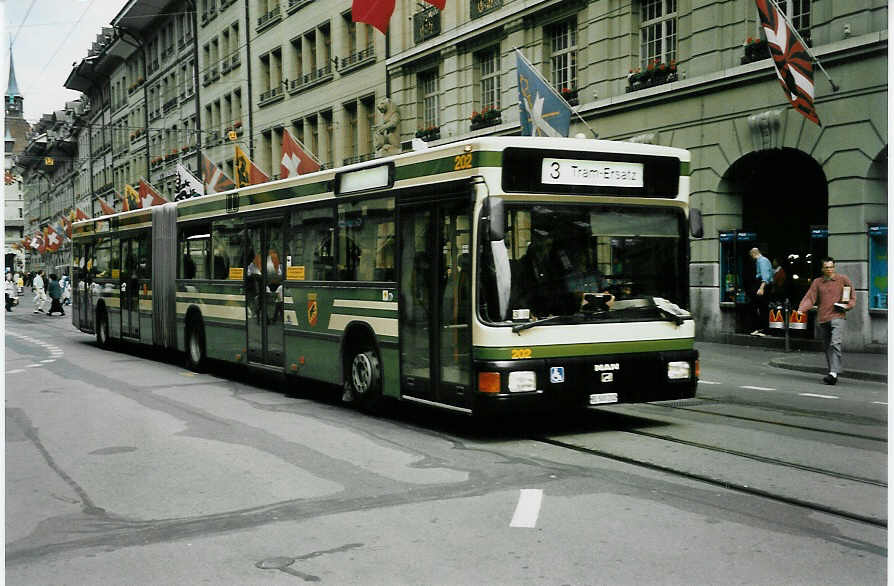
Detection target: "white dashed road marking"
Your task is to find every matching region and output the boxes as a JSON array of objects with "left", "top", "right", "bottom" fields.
[
  {"left": 741, "top": 385, "right": 776, "bottom": 391},
  {"left": 799, "top": 393, "right": 839, "bottom": 399},
  {"left": 698, "top": 380, "right": 721, "bottom": 385},
  {"left": 7, "top": 369, "right": 24, "bottom": 374},
  {"left": 6, "top": 330, "right": 65, "bottom": 372},
  {"left": 510, "top": 489, "right": 544, "bottom": 528},
  {"left": 872, "top": 401, "right": 887, "bottom": 405}
]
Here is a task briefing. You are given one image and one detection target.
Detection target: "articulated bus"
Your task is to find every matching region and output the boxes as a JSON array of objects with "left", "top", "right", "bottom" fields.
[{"left": 71, "top": 137, "right": 699, "bottom": 415}]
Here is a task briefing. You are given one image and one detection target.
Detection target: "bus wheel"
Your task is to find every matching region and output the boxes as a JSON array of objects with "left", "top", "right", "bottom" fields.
[
  {"left": 95, "top": 309, "right": 111, "bottom": 349},
  {"left": 185, "top": 322, "right": 206, "bottom": 372},
  {"left": 349, "top": 349, "right": 383, "bottom": 411}
]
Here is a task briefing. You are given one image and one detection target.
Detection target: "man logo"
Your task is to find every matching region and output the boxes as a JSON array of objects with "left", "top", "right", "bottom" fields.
[{"left": 593, "top": 363, "right": 620, "bottom": 372}]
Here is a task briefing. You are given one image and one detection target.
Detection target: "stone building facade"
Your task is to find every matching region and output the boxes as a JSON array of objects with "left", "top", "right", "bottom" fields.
[{"left": 18, "top": 0, "right": 887, "bottom": 351}]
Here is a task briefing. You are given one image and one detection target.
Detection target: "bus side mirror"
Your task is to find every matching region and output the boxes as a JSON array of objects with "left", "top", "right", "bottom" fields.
[
  {"left": 690, "top": 208, "right": 703, "bottom": 239},
  {"left": 483, "top": 197, "right": 505, "bottom": 241}
]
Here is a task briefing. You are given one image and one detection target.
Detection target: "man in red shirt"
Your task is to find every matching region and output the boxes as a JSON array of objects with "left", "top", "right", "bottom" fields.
[{"left": 796, "top": 257, "right": 856, "bottom": 384}]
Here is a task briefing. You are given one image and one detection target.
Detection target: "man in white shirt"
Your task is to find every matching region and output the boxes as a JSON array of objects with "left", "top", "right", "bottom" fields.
[{"left": 32, "top": 270, "right": 47, "bottom": 313}]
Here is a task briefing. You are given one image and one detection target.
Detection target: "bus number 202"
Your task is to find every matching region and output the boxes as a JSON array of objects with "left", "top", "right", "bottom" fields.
[{"left": 454, "top": 154, "right": 473, "bottom": 170}]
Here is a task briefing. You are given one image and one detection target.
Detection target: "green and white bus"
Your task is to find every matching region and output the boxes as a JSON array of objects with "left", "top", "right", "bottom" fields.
[{"left": 71, "top": 137, "right": 699, "bottom": 415}]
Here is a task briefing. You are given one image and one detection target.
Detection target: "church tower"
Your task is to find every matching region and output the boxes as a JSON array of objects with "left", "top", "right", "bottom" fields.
[
  {"left": 5, "top": 47, "right": 30, "bottom": 273},
  {"left": 6, "top": 48, "right": 24, "bottom": 119}
]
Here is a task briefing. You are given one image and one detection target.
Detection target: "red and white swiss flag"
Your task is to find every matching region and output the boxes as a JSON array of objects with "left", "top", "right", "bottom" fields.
[{"left": 280, "top": 128, "right": 321, "bottom": 179}]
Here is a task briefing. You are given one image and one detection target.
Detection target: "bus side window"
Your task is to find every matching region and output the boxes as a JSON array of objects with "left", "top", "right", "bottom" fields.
[
  {"left": 289, "top": 206, "right": 336, "bottom": 281},
  {"left": 212, "top": 218, "right": 245, "bottom": 280},
  {"left": 93, "top": 237, "right": 110, "bottom": 277},
  {"left": 179, "top": 224, "right": 211, "bottom": 279},
  {"left": 337, "top": 197, "right": 394, "bottom": 282}
]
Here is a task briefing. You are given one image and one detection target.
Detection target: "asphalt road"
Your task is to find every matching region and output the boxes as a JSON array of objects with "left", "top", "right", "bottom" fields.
[{"left": 5, "top": 300, "right": 887, "bottom": 584}]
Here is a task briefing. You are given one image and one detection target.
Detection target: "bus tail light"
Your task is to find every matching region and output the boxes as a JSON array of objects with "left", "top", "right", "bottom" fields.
[
  {"left": 478, "top": 372, "right": 501, "bottom": 393},
  {"left": 695, "top": 359, "right": 700, "bottom": 379}
]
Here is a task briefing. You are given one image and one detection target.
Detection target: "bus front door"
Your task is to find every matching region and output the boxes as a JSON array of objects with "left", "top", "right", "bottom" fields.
[
  {"left": 399, "top": 198, "right": 471, "bottom": 409},
  {"left": 119, "top": 238, "right": 140, "bottom": 338},
  {"left": 245, "top": 221, "right": 285, "bottom": 367},
  {"left": 75, "top": 243, "right": 94, "bottom": 331}
]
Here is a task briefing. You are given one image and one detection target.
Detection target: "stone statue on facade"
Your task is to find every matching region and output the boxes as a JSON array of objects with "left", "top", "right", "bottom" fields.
[{"left": 374, "top": 97, "right": 400, "bottom": 156}]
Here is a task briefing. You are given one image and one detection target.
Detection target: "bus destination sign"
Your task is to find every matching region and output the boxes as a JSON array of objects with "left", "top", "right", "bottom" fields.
[{"left": 541, "top": 158, "right": 644, "bottom": 188}]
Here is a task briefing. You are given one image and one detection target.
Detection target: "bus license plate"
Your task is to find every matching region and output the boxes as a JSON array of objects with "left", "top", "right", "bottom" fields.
[{"left": 590, "top": 393, "right": 618, "bottom": 405}]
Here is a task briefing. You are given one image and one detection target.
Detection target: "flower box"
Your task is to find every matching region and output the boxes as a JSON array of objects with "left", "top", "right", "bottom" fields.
[
  {"left": 626, "top": 60, "right": 677, "bottom": 92},
  {"left": 560, "top": 87, "right": 579, "bottom": 106},
  {"left": 470, "top": 106, "right": 501, "bottom": 130},
  {"left": 415, "top": 126, "right": 440, "bottom": 142},
  {"left": 741, "top": 38, "right": 769, "bottom": 64}
]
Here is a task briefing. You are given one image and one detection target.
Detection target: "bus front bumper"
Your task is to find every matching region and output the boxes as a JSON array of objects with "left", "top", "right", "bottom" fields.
[{"left": 471, "top": 349, "right": 698, "bottom": 414}]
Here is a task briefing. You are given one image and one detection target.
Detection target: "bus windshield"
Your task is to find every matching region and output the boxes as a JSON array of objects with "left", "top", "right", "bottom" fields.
[{"left": 479, "top": 204, "right": 687, "bottom": 324}]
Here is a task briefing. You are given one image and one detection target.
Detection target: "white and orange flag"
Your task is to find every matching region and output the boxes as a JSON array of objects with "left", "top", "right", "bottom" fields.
[
  {"left": 234, "top": 145, "right": 270, "bottom": 188},
  {"left": 202, "top": 154, "right": 235, "bottom": 195},
  {"left": 280, "top": 128, "right": 321, "bottom": 178}
]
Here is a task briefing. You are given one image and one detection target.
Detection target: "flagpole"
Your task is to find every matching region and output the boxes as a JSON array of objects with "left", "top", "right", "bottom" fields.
[
  {"left": 767, "top": 0, "right": 839, "bottom": 91},
  {"left": 514, "top": 48, "right": 599, "bottom": 139}
]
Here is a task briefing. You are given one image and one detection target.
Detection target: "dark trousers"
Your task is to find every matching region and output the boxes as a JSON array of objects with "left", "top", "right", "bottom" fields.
[
  {"left": 752, "top": 284, "right": 773, "bottom": 332},
  {"left": 48, "top": 298, "right": 64, "bottom": 315}
]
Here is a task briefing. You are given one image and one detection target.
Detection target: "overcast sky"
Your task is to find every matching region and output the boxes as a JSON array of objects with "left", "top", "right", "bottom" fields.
[{"left": 4, "top": 0, "right": 125, "bottom": 124}]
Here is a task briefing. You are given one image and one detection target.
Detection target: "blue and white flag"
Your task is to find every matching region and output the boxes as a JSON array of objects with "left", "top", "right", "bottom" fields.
[{"left": 516, "top": 49, "right": 571, "bottom": 137}]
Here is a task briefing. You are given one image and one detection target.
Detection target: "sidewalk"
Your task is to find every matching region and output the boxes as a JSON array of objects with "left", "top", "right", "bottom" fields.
[
  {"left": 767, "top": 349, "right": 888, "bottom": 383},
  {"left": 696, "top": 340, "right": 888, "bottom": 383}
]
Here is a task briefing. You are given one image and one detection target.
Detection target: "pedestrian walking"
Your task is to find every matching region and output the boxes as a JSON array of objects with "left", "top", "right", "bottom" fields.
[
  {"left": 5, "top": 273, "right": 17, "bottom": 312},
  {"left": 47, "top": 274, "right": 65, "bottom": 317},
  {"left": 796, "top": 257, "right": 856, "bottom": 385},
  {"left": 62, "top": 276, "right": 72, "bottom": 306},
  {"left": 749, "top": 247, "right": 773, "bottom": 336},
  {"left": 32, "top": 270, "right": 47, "bottom": 313}
]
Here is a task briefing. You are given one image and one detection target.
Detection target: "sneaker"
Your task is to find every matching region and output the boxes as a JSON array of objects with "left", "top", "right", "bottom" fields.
[
  {"left": 823, "top": 374, "right": 838, "bottom": 385},
  {"left": 751, "top": 330, "right": 767, "bottom": 337},
  {"left": 341, "top": 388, "right": 354, "bottom": 403},
  {"left": 38, "top": 309, "right": 44, "bottom": 313},
  {"left": 33, "top": 310, "right": 39, "bottom": 313}
]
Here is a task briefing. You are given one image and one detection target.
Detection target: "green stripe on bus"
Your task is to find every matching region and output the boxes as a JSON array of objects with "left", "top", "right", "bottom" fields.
[
  {"left": 394, "top": 151, "right": 502, "bottom": 182},
  {"left": 473, "top": 338, "right": 694, "bottom": 360},
  {"left": 680, "top": 161, "right": 690, "bottom": 176}
]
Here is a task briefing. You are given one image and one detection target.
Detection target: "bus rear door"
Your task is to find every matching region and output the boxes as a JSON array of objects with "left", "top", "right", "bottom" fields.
[
  {"left": 119, "top": 237, "right": 140, "bottom": 339},
  {"left": 245, "top": 219, "right": 285, "bottom": 367}
]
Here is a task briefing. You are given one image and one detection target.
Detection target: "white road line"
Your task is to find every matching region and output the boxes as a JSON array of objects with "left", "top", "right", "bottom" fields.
[
  {"left": 800, "top": 393, "right": 839, "bottom": 399},
  {"left": 741, "top": 385, "right": 776, "bottom": 391},
  {"left": 698, "top": 380, "right": 721, "bottom": 385},
  {"left": 25, "top": 364, "right": 42, "bottom": 368},
  {"left": 872, "top": 401, "right": 887, "bottom": 405},
  {"left": 510, "top": 489, "right": 543, "bottom": 528},
  {"left": 40, "top": 359, "right": 55, "bottom": 363},
  {"left": 7, "top": 369, "right": 25, "bottom": 374}
]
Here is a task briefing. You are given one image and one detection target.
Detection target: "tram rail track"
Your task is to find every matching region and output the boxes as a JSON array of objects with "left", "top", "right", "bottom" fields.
[
  {"left": 534, "top": 435, "right": 888, "bottom": 529},
  {"left": 646, "top": 398, "right": 887, "bottom": 443}
]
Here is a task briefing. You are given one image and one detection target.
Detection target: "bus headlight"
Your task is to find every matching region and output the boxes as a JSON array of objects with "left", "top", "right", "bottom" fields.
[
  {"left": 508, "top": 371, "right": 537, "bottom": 392},
  {"left": 667, "top": 361, "right": 691, "bottom": 380}
]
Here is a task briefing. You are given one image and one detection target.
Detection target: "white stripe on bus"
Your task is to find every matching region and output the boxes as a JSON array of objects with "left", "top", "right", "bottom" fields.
[
  {"left": 175, "top": 291, "right": 246, "bottom": 301},
  {"left": 327, "top": 314, "right": 398, "bottom": 337},
  {"left": 333, "top": 299, "right": 398, "bottom": 311}
]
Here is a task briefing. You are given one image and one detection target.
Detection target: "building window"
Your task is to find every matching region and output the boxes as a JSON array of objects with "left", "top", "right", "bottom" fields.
[
  {"left": 640, "top": 0, "right": 676, "bottom": 68},
  {"left": 419, "top": 69, "right": 439, "bottom": 129},
  {"left": 787, "top": 0, "right": 811, "bottom": 43},
  {"left": 477, "top": 46, "right": 501, "bottom": 111},
  {"left": 548, "top": 19, "right": 577, "bottom": 92}
]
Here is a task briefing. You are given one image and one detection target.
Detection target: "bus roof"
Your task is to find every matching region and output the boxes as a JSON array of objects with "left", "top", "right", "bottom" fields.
[{"left": 72, "top": 137, "right": 690, "bottom": 230}]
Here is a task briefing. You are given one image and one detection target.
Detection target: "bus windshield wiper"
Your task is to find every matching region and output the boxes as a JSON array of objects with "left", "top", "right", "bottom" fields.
[{"left": 512, "top": 315, "right": 569, "bottom": 333}]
